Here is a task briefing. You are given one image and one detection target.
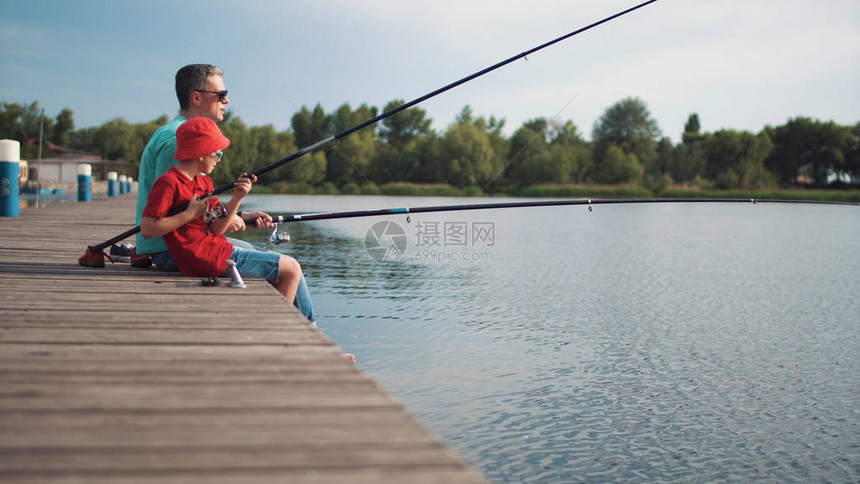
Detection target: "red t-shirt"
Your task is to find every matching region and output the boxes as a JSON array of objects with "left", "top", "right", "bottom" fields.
[{"left": 142, "top": 166, "right": 233, "bottom": 276}]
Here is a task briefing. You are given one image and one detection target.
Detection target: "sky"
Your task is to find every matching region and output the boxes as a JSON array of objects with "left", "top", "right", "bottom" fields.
[{"left": 1, "top": 0, "right": 858, "bottom": 144}]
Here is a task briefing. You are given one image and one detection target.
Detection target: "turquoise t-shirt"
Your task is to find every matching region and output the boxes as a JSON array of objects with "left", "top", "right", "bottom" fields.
[{"left": 135, "top": 115, "right": 187, "bottom": 254}]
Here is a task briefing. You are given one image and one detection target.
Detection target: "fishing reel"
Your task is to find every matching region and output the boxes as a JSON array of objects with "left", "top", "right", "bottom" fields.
[
  {"left": 202, "top": 203, "right": 228, "bottom": 223},
  {"left": 268, "top": 223, "right": 291, "bottom": 246}
]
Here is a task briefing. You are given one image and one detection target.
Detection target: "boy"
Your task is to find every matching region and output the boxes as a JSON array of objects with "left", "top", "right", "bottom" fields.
[{"left": 140, "top": 117, "right": 302, "bottom": 303}]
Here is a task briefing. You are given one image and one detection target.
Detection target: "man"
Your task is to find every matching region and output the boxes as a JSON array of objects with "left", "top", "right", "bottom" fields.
[
  {"left": 135, "top": 64, "right": 315, "bottom": 322},
  {"left": 135, "top": 64, "right": 232, "bottom": 263}
]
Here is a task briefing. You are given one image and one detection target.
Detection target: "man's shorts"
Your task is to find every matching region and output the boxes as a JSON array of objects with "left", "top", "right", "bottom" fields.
[{"left": 228, "top": 247, "right": 280, "bottom": 281}]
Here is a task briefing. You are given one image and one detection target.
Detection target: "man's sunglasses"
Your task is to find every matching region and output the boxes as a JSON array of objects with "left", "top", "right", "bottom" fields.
[
  {"left": 195, "top": 89, "right": 228, "bottom": 102},
  {"left": 214, "top": 151, "right": 224, "bottom": 160}
]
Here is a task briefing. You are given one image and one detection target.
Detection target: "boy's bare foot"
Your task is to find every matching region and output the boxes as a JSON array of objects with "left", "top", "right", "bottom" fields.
[{"left": 345, "top": 353, "right": 356, "bottom": 364}]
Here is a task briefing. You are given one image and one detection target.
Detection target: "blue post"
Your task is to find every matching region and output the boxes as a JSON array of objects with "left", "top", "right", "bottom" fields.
[
  {"left": 108, "top": 171, "right": 118, "bottom": 197},
  {"left": 127, "top": 176, "right": 134, "bottom": 193},
  {"left": 119, "top": 175, "right": 127, "bottom": 194},
  {"left": 77, "top": 163, "right": 92, "bottom": 202},
  {"left": 0, "top": 140, "right": 20, "bottom": 217}
]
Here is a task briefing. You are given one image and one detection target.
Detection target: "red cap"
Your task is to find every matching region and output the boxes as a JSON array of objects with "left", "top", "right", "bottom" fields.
[{"left": 175, "top": 117, "right": 230, "bottom": 160}]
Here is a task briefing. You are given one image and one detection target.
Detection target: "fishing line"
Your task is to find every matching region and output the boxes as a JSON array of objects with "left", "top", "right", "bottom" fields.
[
  {"left": 481, "top": 89, "right": 583, "bottom": 191},
  {"left": 81, "top": 0, "right": 659, "bottom": 260},
  {"left": 277, "top": 92, "right": 375, "bottom": 186}
]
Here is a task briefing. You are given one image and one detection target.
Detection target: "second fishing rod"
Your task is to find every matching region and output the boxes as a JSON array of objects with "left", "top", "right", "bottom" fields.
[
  {"left": 82, "top": 0, "right": 659, "bottom": 257},
  {"left": 247, "top": 197, "right": 856, "bottom": 226},
  {"left": 243, "top": 196, "right": 856, "bottom": 249}
]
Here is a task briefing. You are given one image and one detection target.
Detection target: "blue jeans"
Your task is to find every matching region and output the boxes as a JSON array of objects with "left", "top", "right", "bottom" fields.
[
  {"left": 227, "top": 247, "right": 281, "bottom": 280},
  {"left": 150, "top": 237, "right": 316, "bottom": 323}
]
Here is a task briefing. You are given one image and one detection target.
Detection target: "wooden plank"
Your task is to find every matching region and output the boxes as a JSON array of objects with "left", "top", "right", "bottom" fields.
[
  {"left": 0, "top": 327, "right": 331, "bottom": 345},
  {"left": 0, "top": 299, "right": 298, "bottom": 312},
  {"left": 0, "top": 447, "right": 468, "bottom": 473},
  {"left": 0, "top": 420, "right": 442, "bottom": 448},
  {"left": 0, "top": 469, "right": 487, "bottom": 484},
  {"left": 0, "top": 408, "right": 417, "bottom": 429},
  {"left": 0, "top": 381, "right": 394, "bottom": 411},
  {"left": 0, "top": 278, "right": 277, "bottom": 295},
  {"left": 0, "top": 343, "right": 346, "bottom": 360},
  {"left": 0, "top": 369, "right": 366, "bottom": 384},
  {"left": 0, "top": 311, "right": 312, "bottom": 328}
]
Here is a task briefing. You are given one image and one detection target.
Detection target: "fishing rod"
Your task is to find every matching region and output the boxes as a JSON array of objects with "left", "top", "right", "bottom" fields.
[
  {"left": 254, "top": 197, "right": 858, "bottom": 225},
  {"left": 79, "top": 0, "right": 659, "bottom": 265}
]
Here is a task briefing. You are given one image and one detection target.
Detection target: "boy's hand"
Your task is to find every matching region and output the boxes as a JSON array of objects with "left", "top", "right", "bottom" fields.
[
  {"left": 187, "top": 194, "right": 213, "bottom": 217},
  {"left": 233, "top": 173, "right": 256, "bottom": 198}
]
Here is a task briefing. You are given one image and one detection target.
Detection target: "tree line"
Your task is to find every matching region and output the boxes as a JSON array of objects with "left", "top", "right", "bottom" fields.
[{"left": 2, "top": 98, "right": 858, "bottom": 192}]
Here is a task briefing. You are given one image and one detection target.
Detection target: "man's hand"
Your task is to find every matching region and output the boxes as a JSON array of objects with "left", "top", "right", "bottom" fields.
[
  {"left": 242, "top": 211, "right": 275, "bottom": 229},
  {"left": 225, "top": 214, "right": 246, "bottom": 233}
]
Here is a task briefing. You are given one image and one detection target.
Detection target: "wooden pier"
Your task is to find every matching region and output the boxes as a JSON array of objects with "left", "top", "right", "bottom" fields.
[{"left": 0, "top": 195, "right": 486, "bottom": 483}]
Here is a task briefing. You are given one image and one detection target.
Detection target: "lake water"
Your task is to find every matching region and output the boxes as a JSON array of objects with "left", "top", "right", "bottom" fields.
[{"left": 239, "top": 194, "right": 860, "bottom": 483}]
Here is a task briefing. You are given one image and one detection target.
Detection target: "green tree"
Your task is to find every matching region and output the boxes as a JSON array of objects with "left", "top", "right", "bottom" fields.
[
  {"left": 669, "top": 114, "right": 707, "bottom": 183},
  {"left": 0, "top": 101, "right": 56, "bottom": 159},
  {"left": 52, "top": 108, "right": 75, "bottom": 146},
  {"left": 322, "top": 103, "right": 378, "bottom": 184},
  {"left": 592, "top": 97, "right": 661, "bottom": 184},
  {"left": 285, "top": 150, "right": 327, "bottom": 185},
  {"left": 0, "top": 103, "right": 24, "bottom": 138},
  {"left": 504, "top": 117, "right": 590, "bottom": 187},
  {"left": 845, "top": 122, "right": 860, "bottom": 181},
  {"left": 216, "top": 114, "right": 253, "bottom": 184},
  {"left": 409, "top": 134, "right": 445, "bottom": 184},
  {"left": 653, "top": 137, "right": 675, "bottom": 191},
  {"left": 371, "top": 99, "right": 434, "bottom": 185},
  {"left": 440, "top": 106, "right": 496, "bottom": 187},
  {"left": 704, "top": 129, "right": 775, "bottom": 189},
  {"left": 378, "top": 99, "right": 432, "bottom": 151},
  {"left": 476, "top": 114, "right": 509, "bottom": 189},
  {"left": 765, "top": 117, "right": 853, "bottom": 186},
  {"left": 371, "top": 138, "right": 423, "bottom": 184},
  {"left": 246, "top": 124, "right": 298, "bottom": 185},
  {"left": 94, "top": 118, "right": 149, "bottom": 164},
  {"left": 66, "top": 114, "right": 164, "bottom": 174},
  {"left": 550, "top": 120, "right": 591, "bottom": 183},
  {"left": 505, "top": 123, "right": 550, "bottom": 186},
  {"left": 291, "top": 104, "right": 330, "bottom": 149},
  {"left": 596, "top": 144, "right": 644, "bottom": 184},
  {"left": 683, "top": 113, "right": 701, "bottom": 141},
  {"left": 455, "top": 105, "right": 474, "bottom": 125}
]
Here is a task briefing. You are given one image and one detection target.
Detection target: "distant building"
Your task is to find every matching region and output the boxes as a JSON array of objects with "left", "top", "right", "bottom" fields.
[
  {"left": 790, "top": 163, "right": 858, "bottom": 187},
  {"left": 789, "top": 174, "right": 815, "bottom": 187},
  {"left": 28, "top": 154, "right": 132, "bottom": 182}
]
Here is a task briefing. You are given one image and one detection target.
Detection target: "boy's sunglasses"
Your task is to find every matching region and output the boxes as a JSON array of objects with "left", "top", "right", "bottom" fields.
[
  {"left": 214, "top": 151, "right": 223, "bottom": 160},
  {"left": 195, "top": 89, "right": 228, "bottom": 102}
]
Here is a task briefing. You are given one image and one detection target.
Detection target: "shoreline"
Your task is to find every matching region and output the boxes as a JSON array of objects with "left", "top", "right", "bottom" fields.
[
  {"left": 252, "top": 182, "right": 860, "bottom": 204},
  {"left": 15, "top": 181, "right": 859, "bottom": 212}
]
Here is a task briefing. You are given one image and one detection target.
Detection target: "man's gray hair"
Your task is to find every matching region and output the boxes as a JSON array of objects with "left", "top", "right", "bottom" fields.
[{"left": 175, "top": 64, "right": 223, "bottom": 110}]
